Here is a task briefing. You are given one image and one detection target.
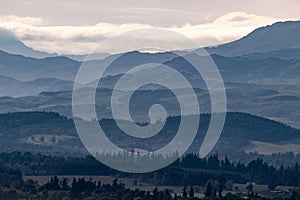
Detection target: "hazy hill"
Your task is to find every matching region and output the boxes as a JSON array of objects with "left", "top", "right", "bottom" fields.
[
  {"left": 0, "top": 50, "right": 79, "bottom": 81},
  {"left": 0, "top": 75, "right": 74, "bottom": 97}
]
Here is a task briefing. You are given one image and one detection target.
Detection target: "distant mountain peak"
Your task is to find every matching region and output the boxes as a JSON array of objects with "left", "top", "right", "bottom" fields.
[{"left": 205, "top": 20, "right": 300, "bottom": 56}]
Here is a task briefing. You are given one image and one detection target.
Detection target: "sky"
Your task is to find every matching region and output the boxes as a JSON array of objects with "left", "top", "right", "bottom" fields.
[{"left": 0, "top": 0, "right": 299, "bottom": 54}]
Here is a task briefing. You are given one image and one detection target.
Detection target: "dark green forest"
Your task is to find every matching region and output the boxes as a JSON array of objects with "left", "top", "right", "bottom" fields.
[
  {"left": 2, "top": 152, "right": 300, "bottom": 199},
  {"left": 2, "top": 152, "right": 300, "bottom": 188}
]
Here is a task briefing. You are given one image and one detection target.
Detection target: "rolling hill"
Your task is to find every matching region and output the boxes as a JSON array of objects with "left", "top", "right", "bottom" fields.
[{"left": 0, "top": 112, "right": 299, "bottom": 156}]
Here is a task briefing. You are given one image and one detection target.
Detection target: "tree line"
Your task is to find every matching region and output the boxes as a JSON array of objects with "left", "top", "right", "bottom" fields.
[{"left": 1, "top": 151, "right": 300, "bottom": 189}]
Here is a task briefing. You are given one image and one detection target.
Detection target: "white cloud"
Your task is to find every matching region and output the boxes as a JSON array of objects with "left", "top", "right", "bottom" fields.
[
  {"left": 170, "top": 12, "right": 284, "bottom": 47},
  {"left": 0, "top": 12, "right": 294, "bottom": 54},
  {"left": 0, "top": 15, "right": 44, "bottom": 26}
]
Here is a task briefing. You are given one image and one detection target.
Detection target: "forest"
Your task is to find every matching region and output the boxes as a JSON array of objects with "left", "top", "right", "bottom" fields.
[{"left": 1, "top": 151, "right": 300, "bottom": 199}]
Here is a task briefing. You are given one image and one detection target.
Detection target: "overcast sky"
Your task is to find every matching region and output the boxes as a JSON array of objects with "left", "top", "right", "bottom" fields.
[{"left": 0, "top": 0, "right": 299, "bottom": 54}]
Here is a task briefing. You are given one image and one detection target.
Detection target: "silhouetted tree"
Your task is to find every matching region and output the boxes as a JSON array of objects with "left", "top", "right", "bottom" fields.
[
  {"left": 204, "top": 182, "right": 213, "bottom": 197},
  {"left": 189, "top": 186, "right": 194, "bottom": 198},
  {"left": 182, "top": 186, "right": 188, "bottom": 198}
]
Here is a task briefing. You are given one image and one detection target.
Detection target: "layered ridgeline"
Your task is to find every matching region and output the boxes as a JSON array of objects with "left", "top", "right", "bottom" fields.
[
  {"left": 1, "top": 49, "right": 300, "bottom": 96},
  {"left": 0, "top": 83, "right": 299, "bottom": 129},
  {"left": 0, "top": 112, "right": 299, "bottom": 158},
  {"left": 0, "top": 21, "right": 300, "bottom": 96},
  {"left": 0, "top": 21, "right": 300, "bottom": 160}
]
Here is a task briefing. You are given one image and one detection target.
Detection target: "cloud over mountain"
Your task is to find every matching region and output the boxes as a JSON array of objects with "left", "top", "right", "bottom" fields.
[{"left": 0, "top": 12, "right": 293, "bottom": 54}]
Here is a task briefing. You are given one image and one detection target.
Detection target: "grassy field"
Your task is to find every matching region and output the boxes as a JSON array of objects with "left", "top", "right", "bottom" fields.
[
  {"left": 233, "top": 183, "right": 268, "bottom": 192},
  {"left": 24, "top": 175, "right": 298, "bottom": 198},
  {"left": 245, "top": 140, "right": 300, "bottom": 155},
  {"left": 24, "top": 175, "right": 134, "bottom": 186}
]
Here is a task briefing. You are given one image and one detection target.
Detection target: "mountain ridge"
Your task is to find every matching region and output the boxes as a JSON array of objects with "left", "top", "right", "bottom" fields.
[{"left": 205, "top": 20, "right": 300, "bottom": 56}]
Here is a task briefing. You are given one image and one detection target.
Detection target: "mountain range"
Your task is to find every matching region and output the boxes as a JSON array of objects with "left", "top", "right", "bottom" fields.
[
  {"left": 0, "top": 21, "right": 299, "bottom": 92},
  {"left": 1, "top": 20, "right": 300, "bottom": 156}
]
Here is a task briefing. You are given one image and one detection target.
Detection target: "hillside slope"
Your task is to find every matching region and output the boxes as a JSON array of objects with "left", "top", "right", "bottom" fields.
[
  {"left": 205, "top": 21, "right": 300, "bottom": 56},
  {"left": 0, "top": 112, "right": 299, "bottom": 156}
]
